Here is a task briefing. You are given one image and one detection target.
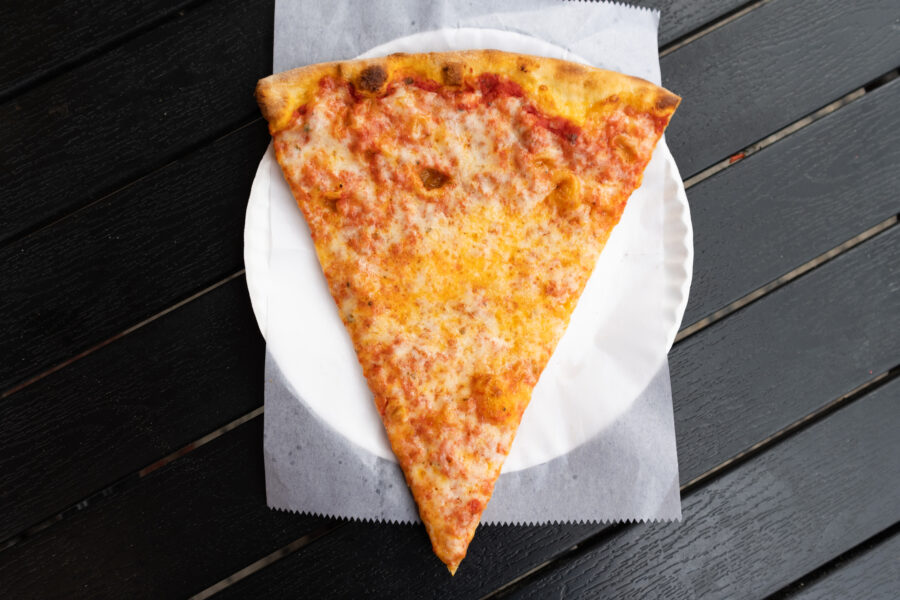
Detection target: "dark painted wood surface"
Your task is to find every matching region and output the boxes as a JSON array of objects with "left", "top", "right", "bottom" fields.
[
  {"left": 191, "top": 226, "right": 900, "bottom": 600},
  {"left": 0, "top": 0, "right": 746, "bottom": 102},
  {"left": 786, "top": 528, "right": 900, "bottom": 600},
  {"left": 1, "top": 0, "right": 898, "bottom": 597},
  {"left": 661, "top": 0, "right": 900, "bottom": 177},
  {"left": 4, "top": 1, "right": 898, "bottom": 408},
  {"left": 2, "top": 219, "right": 896, "bottom": 598},
  {"left": 502, "top": 377, "right": 900, "bottom": 599},
  {"left": 0, "top": 419, "right": 326, "bottom": 600},
  {"left": 0, "top": 0, "right": 274, "bottom": 246},
  {"left": 683, "top": 76, "right": 900, "bottom": 327},
  {"left": 0, "top": 278, "right": 264, "bottom": 541},
  {"left": 0, "top": 124, "right": 270, "bottom": 394},
  {"left": 3, "top": 75, "right": 897, "bottom": 534},
  {"left": 0, "top": 0, "right": 197, "bottom": 99}
]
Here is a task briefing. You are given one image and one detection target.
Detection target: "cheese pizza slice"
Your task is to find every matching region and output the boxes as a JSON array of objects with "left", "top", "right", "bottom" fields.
[{"left": 256, "top": 50, "right": 679, "bottom": 574}]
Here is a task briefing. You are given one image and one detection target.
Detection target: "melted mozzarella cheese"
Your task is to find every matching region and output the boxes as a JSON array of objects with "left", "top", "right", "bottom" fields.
[{"left": 273, "top": 74, "right": 662, "bottom": 571}]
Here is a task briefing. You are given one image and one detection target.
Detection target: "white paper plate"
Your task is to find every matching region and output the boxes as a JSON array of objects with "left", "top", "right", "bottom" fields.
[{"left": 244, "top": 28, "right": 692, "bottom": 473}]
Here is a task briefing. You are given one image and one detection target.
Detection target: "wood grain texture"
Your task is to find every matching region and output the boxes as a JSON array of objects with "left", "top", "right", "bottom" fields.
[
  {"left": 502, "top": 378, "right": 900, "bottom": 599},
  {"left": 0, "top": 0, "right": 196, "bottom": 100},
  {"left": 2, "top": 228, "right": 896, "bottom": 599},
  {"left": 682, "top": 77, "right": 900, "bottom": 327},
  {"left": 670, "top": 225, "right": 900, "bottom": 482},
  {"left": 1, "top": 113, "right": 897, "bottom": 586},
  {"left": 0, "top": 0, "right": 274, "bottom": 246},
  {"left": 662, "top": 0, "right": 900, "bottom": 177},
  {"left": 5, "top": 12, "right": 900, "bottom": 413},
  {"left": 0, "top": 277, "right": 263, "bottom": 541},
  {"left": 0, "top": 123, "right": 269, "bottom": 394},
  {"left": 785, "top": 529, "right": 900, "bottom": 600},
  {"left": 0, "top": 418, "right": 324, "bottom": 600},
  {"left": 4, "top": 0, "right": 895, "bottom": 245},
  {"left": 1, "top": 0, "right": 898, "bottom": 596},
  {"left": 0, "top": 0, "right": 748, "bottom": 99},
  {"left": 0, "top": 0, "right": 741, "bottom": 101},
  {"left": 207, "top": 227, "right": 900, "bottom": 599},
  {"left": 649, "top": 0, "right": 749, "bottom": 47}
]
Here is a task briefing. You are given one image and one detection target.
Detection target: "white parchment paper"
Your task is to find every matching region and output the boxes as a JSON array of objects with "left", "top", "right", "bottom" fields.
[{"left": 261, "top": 0, "right": 682, "bottom": 524}]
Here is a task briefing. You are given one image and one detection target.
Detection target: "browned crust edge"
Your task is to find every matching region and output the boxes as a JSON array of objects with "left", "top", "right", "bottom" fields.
[{"left": 255, "top": 49, "right": 680, "bottom": 133}]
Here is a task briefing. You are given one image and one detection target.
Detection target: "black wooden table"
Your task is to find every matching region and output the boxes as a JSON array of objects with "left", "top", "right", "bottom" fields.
[{"left": 2, "top": 1, "right": 899, "bottom": 598}]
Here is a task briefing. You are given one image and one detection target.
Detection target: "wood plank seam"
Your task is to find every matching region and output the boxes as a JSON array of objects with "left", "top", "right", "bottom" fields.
[
  {"left": 0, "top": 112, "right": 262, "bottom": 251},
  {"left": 477, "top": 525, "right": 634, "bottom": 600},
  {"left": 482, "top": 362, "right": 900, "bottom": 599},
  {"left": 658, "top": 0, "right": 773, "bottom": 57},
  {"left": 0, "top": 1, "right": 896, "bottom": 572},
  {"left": 0, "top": 0, "right": 756, "bottom": 109},
  {"left": 187, "top": 362, "right": 900, "bottom": 600},
  {"left": 0, "top": 0, "right": 781, "bottom": 254},
  {"left": 138, "top": 405, "right": 264, "bottom": 477},
  {"left": 0, "top": 270, "right": 245, "bottom": 401},
  {"left": 1, "top": 112, "right": 896, "bottom": 558},
  {"left": 0, "top": 0, "right": 212, "bottom": 104},
  {"left": 0, "top": 403, "right": 262, "bottom": 553},
  {"left": 683, "top": 67, "right": 900, "bottom": 189},
  {"left": 5, "top": 70, "right": 895, "bottom": 401},
  {"left": 0, "top": 398, "right": 260, "bottom": 552},
  {"left": 2, "top": 220, "right": 895, "bottom": 551},
  {"left": 676, "top": 216, "right": 899, "bottom": 343},
  {"left": 763, "top": 520, "right": 900, "bottom": 600},
  {"left": 2, "top": 113, "right": 263, "bottom": 252},
  {"left": 0, "top": 472, "right": 139, "bottom": 553},
  {"left": 188, "top": 524, "right": 342, "bottom": 600},
  {"left": 2, "top": 225, "right": 896, "bottom": 594}
]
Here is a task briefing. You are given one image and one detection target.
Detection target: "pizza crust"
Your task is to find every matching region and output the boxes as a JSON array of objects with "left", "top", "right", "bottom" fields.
[
  {"left": 256, "top": 49, "right": 680, "bottom": 133},
  {"left": 256, "top": 49, "right": 680, "bottom": 574}
]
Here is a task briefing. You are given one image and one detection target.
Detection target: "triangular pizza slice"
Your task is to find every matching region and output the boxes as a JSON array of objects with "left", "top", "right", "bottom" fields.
[{"left": 256, "top": 50, "right": 679, "bottom": 573}]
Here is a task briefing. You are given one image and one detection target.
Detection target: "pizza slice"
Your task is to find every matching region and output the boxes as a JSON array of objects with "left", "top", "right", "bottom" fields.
[{"left": 256, "top": 50, "right": 679, "bottom": 574}]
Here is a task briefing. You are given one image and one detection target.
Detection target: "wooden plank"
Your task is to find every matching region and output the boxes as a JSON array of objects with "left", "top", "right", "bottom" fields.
[
  {"left": 0, "top": 0, "right": 745, "bottom": 393},
  {"left": 0, "top": 0, "right": 896, "bottom": 588},
  {"left": 0, "top": 417, "right": 324, "bottom": 600},
  {"left": 1, "top": 85, "right": 897, "bottom": 545},
  {"left": 0, "top": 0, "right": 742, "bottom": 102},
  {"left": 5, "top": 49, "right": 899, "bottom": 419},
  {"left": 199, "top": 227, "right": 900, "bottom": 599},
  {"left": 661, "top": 0, "right": 900, "bottom": 177},
  {"left": 671, "top": 226, "right": 900, "bottom": 485},
  {"left": 0, "top": 277, "right": 264, "bottom": 541},
  {"left": 683, "top": 77, "right": 900, "bottom": 327},
  {"left": 2, "top": 226, "right": 896, "bottom": 598},
  {"left": 786, "top": 529, "right": 900, "bottom": 600},
  {"left": 0, "top": 123, "right": 270, "bottom": 394},
  {"left": 651, "top": 0, "right": 748, "bottom": 47},
  {"left": 0, "top": 0, "right": 195, "bottom": 100},
  {"left": 220, "top": 380, "right": 900, "bottom": 600},
  {"left": 503, "top": 378, "right": 900, "bottom": 598},
  {"left": 4, "top": 0, "right": 897, "bottom": 247},
  {"left": 0, "top": 0, "right": 274, "bottom": 246}
]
